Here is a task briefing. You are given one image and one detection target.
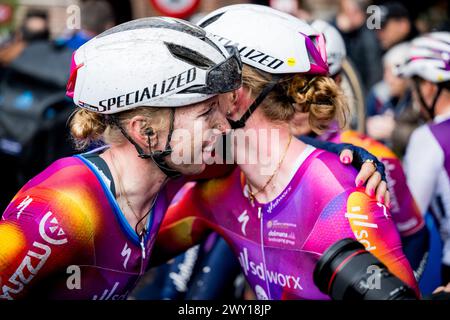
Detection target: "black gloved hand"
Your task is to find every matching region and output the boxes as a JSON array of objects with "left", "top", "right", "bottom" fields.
[{"left": 299, "top": 136, "right": 387, "bottom": 183}]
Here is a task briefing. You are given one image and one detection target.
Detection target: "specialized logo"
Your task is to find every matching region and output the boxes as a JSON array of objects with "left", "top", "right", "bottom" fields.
[
  {"left": 96, "top": 67, "right": 197, "bottom": 112},
  {"left": 0, "top": 211, "right": 68, "bottom": 300},
  {"left": 16, "top": 196, "right": 33, "bottom": 220},
  {"left": 377, "top": 202, "right": 390, "bottom": 220},
  {"left": 238, "top": 248, "right": 303, "bottom": 291},
  {"left": 121, "top": 243, "right": 131, "bottom": 270},
  {"left": 212, "top": 35, "right": 284, "bottom": 70},
  {"left": 238, "top": 210, "right": 249, "bottom": 236}
]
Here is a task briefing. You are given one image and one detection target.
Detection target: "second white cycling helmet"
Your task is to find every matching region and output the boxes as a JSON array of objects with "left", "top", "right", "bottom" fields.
[
  {"left": 196, "top": 4, "right": 329, "bottom": 128},
  {"left": 197, "top": 4, "right": 328, "bottom": 76}
]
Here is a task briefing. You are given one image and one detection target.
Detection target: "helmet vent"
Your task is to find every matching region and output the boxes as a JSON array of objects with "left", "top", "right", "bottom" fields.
[
  {"left": 166, "top": 42, "right": 215, "bottom": 69},
  {"left": 198, "top": 12, "right": 225, "bottom": 28}
]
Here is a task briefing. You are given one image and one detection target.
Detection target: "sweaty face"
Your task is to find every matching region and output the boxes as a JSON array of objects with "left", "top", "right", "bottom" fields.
[{"left": 166, "top": 95, "right": 231, "bottom": 175}]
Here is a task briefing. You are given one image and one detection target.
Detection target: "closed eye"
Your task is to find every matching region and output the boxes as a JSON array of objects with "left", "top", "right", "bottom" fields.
[{"left": 198, "top": 108, "right": 213, "bottom": 118}]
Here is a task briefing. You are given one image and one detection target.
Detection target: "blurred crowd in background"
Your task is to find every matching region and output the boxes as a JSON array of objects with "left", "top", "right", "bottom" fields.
[{"left": 0, "top": 0, "right": 448, "bottom": 300}]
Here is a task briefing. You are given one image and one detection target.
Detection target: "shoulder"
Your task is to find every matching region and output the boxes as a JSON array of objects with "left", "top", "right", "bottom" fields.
[
  {"left": 405, "top": 124, "right": 445, "bottom": 177},
  {"left": 18, "top": 156, "right": 96, "bottom": 194},
  {"left": 305, "top": 149, "right": 358, "bottom": 190},
  {"left": 3, "top": 156, "right": 100, "bottom": 241},
  {"left": 1, "top": 190, "right": 93, "bottom": 256},
  {"left": 428, "top": 118, "right": 450, "bottom": 142},
  {"left": 406, "top": 125, "right": 443, "bottom": 159},
  {"left": 410, "top": 124, "right": 432, "bottom": 143}
]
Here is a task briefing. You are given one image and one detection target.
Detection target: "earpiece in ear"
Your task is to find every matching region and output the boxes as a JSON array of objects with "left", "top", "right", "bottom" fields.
[{"left": 145, "top": 128, "right": 154, "bottom": 136}]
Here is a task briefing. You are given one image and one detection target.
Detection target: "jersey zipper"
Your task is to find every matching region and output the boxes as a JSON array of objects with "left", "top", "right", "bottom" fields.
[
  {"left": 140, "top": 233, "right": 146, "bottom": 260},
  {"left": 138, "top": 229, "right": 147, "bottom": 275}
]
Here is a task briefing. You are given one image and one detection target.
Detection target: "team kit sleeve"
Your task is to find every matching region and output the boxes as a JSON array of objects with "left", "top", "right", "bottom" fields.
[
  {"left": 342, "top": 189, "right": 420, "bottom": 296},
  {"left": 305, "top": 185, "right": 420, "bottom": 297},
  {"left": 151, "top": 183, "right": 213, "bottom": 266},
  {"left": 0, "top": 193, "right": 92, "bottom": 300}
]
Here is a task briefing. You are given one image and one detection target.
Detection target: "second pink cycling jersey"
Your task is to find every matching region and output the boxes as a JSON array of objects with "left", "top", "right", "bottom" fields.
[
  {"left": 325, "top": 130, "right": 424, "bottom": 237},
  {"left": 157, "top": 147, "right": 419, "bottom": 299}
]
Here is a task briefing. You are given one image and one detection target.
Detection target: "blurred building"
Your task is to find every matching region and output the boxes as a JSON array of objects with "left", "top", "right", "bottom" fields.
[
  {"left": 14, "top": 0, "right": 343, "bottom": 39},
  {"left": 15, "top": 0, "right": 246, "bottom": 38}
]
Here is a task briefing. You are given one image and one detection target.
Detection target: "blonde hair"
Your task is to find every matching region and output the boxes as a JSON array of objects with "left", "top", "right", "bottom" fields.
[
  {"left": 242, "top": 65, "right": 349, "bottom": 133},
  {"left": 69, "top": 107, "right": 167, "bottom": 150}
]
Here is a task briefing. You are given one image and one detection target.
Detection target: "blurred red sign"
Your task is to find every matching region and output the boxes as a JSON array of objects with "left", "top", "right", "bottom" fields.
[
  {"left": 0, "top": 4, "right": 13, "bottom": 25},
  {"left": 150, "top": 0, "right": 201, "bottom": 19}
]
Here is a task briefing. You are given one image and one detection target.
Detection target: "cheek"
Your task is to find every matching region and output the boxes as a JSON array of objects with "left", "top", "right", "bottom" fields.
[{"left": 218, "top": 94, "right": 232, "bottom": 114}]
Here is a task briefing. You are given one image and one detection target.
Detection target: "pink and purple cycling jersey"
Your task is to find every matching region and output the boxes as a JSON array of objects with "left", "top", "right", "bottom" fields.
[
  {"left": 158, "top": 146, "right": 419, "bottom": 299},
  {"left": 324, "top": 130, "right": 424, "bottom": 237},
  {"left": 0, "top": 155, "right": 177, "bottom": 300}
]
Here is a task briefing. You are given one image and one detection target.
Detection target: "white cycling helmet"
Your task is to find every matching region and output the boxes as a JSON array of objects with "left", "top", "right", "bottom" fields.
[
  {"left": 396, "top": 32, "right": 450, "bottom": 83},
  {"left": 197, "top": 4, "right": 328, "bottom": 75},
  {"left": 396, "top": 32, "right": 450, "bottom": 119},
  {"left": 66, "top": 17, "right": 242, "bottom": 114},
  {"left": 197, "top": 4, "right": 328, "bottom": 128},
  {"left": 311, "top": 20, "right": 346, "bottom": 77}
]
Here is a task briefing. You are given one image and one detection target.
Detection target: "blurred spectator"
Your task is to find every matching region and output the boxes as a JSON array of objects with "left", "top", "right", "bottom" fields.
[
  {"left": 58, "top": 0, "right": 115, "bottom": 50},
  {"left": 376, "top": 2, "right": 419, "bottom": 52},
  {"left": 0, "top": 8, "right": 74, "bottom": 211},
  {"left": 21, "top": 9, "right": 49, "bottom": 42},
  {"left": 0, "top": 9, "right": 49, "bottom": 69},
  {"left": 415, "top": 0, "right": 449, "bottom": 33},
  {"left": 0, "top": 34, "right": 25, "bottom": 69},
  {"left": 366, "top": 42, "right": 412, "bottom": 144},
  {"left": 334, "top": 0, "right": 383, "bottom": 93},
  {"left": 391, "top": 101, "right": 422, "bottom": 158}
]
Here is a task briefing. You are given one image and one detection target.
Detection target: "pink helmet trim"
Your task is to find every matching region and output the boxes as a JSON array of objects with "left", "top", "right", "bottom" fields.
[
  {"left": 66, "top": 51, "right": 84, "bottom": 99},
  {"left": 301, "top": 32, "right": 329, "bottom": 75}
]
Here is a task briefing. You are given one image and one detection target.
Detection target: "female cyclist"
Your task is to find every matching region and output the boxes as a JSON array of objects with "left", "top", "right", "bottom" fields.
[
  {"left": 292, "top": 20, "right": 427, "bottom": 276},
  {"left": 0, "top": 17, "right": 242, "bottom": 300},
  {"left": 153, "top": 5, "right": 419, "bottom": 300}
]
